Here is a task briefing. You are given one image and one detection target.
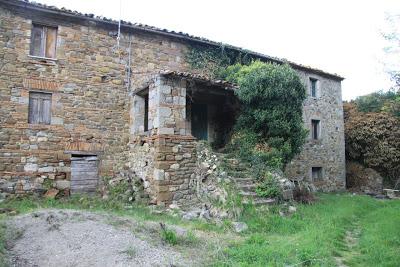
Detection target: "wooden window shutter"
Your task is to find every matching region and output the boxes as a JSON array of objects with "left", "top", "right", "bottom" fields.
[
  {"left": 30, "top": 25, "right": 43, "bottom": 57},
  {"left": 30, "top": 24, "right": 57, "bottom": 58},
  {"left": 28, "top": 92, "right": 52, "bottom": 124},
  {"left": 45, "top": 27, "right": 57, "bottom": 59}
]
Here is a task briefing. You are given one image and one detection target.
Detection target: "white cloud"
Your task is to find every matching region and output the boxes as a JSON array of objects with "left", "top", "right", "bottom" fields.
[{"left": 34, "top": 0, "right": 400, "bottom": 99}]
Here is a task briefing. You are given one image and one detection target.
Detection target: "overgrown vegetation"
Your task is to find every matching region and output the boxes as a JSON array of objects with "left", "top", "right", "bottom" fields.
[
  {"left": 215, "top": 194, "right": 400, "bottom": 266},
  {"left": 222, "top": 61, "right": 307, "bottom": 168},
  {"left": 1, "top": 194, "right": 399, "bottom": 266},
  {"left": 187, "top": 46, "right": 308, "bottom": 198},
  {"left": 160, "top": 222, "right": 178, "bottom": 245},
  {"left": 0, "top": 221, "right": 6, "bottom": 267},
  {"left": 186, "top": 44, "right": 255, "bottom": 78},
  {"left": 255, "top": 173, "right": 282, "bottom": 199},
  {"left": 344, "top": 102, "right": 400, "bottom": 187},
  {"left": 354, "top": 89, "right": 400, "bottom": 117}
]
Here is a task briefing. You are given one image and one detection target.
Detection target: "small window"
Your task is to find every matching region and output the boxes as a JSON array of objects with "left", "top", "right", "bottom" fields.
[
  {"left": 311, "top": 119, "right": 320, "bottom": 140},
  {"left": 28, "top": 92, "right": 52, "bottom": 124},
  {"left": 310, "top": 78, "right": 318, "bottom": 97},
  {"left": 30, "top": 24, "right": 57, "bottom": 59},
  {"left": 312, "top": 167, "right": 323, "bottom": 181}
]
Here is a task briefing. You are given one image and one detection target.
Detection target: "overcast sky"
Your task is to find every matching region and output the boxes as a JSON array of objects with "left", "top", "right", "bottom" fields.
[{"left": 36, "top": 0, "right": 400, "bottom": 100}]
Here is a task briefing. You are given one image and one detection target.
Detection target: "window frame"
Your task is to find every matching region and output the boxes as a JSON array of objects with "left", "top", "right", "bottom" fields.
[
  {"left": 311, "top": 119, "right": 321, "bottom": 140},
  {"left": 144, "top": 92, "right": 149, "bottom": 132},
  {"left": 309, "top": 77, "right": 318, "bottom": 98},
  {"left": 29, "top": 23, "right": 58, "bottom": 60},
  {"left": 311, "top": 167, "right": 323, "bottom": 181},
  {"left": 28, "top": 91, "right": 52, "bottom": 125}
]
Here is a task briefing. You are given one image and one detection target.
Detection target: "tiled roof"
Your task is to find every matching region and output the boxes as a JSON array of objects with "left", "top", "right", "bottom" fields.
[{"left": 3, "top": 0, "right": 344, "bottom": 81}]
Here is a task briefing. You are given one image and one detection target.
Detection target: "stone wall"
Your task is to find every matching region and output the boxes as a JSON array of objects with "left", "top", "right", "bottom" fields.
[
  {"left": 285, "top": 70, "right": 346, "bottom": 191},
  {"left": 0, "top": 4, "right": 191, "bottom": 197},
  {"left": 129, "top": 135, "right": 196, "bottom": 205}
]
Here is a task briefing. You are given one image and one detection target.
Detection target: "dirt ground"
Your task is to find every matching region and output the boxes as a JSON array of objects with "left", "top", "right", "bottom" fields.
[{"left": 4, "top": 209, "right": 210, "bottom": 267}]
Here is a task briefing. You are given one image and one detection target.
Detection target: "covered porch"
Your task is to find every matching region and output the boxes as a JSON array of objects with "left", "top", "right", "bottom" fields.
[{"left": 131, "top": 71, "right": 239, "bottom": 147}]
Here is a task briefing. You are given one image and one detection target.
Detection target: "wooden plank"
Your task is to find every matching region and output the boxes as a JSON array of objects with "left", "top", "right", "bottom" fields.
[
  {"left": 45, "top": 26, "right": 57, "bottom": 58},
  {"left": 28, "top": 97, "right": 39, "bottom": 123},
  {"left": 70, "top": 156, "right": 98, "bottom": 194},
  {"left": 30, "top": 25, "right": 43, "bottom": 57},
  {"left": 42, "top": 98, "right": 51, "bottom": 124}
]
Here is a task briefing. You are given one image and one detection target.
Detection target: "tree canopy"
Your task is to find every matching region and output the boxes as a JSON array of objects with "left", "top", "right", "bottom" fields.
[{"left": 222, "top": 61, "right": 307, "bottom": 167}]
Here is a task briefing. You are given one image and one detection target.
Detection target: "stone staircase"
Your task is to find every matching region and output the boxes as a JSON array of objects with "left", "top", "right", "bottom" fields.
[{"left": 219, "top": 154, "right": 276, "bottom": 206}]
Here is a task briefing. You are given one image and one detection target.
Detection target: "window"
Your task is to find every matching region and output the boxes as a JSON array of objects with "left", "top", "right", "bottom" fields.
[
  {"left": 312, "top": 167, "right": 323, "bottom": 181},
  {"left": 144, "top": 93, "right": 149, "bottom": 132},
  {"left": 28, "top": 92, "right": 52, "bottom": 124},
  {"left": 30, "top": 24, "right": 57, "bottom": 59},
  {"left": 311, "top": 119, "right": 320, "bottom": 140},
  {"left": 310, "top": 78, "right": 318, "bottom": 97}
]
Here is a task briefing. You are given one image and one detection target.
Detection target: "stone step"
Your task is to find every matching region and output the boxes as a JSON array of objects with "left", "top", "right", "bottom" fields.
[
  {"left": 237, "top": 183, "right": 257, "bottom": 192},
  {"left": 244, "top": 198, "right": 276, "bottom": 206},
  {"left": 232, "top": 177, "right": 254, "bottom": 183},
  {"left": 227, "top": 171, "right": 251, "bottom": 177},
  {"left": 253, "top": 198, "right": 276, "bottom": 206},
  {"left": 239, "top": 191, "right": 258, "bottom": 197}
]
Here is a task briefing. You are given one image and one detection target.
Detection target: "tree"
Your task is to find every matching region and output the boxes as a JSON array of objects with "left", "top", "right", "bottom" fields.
[
  {"left": 222, "top": 61, "right": 307, "bottom": 167},
  {"left": 344, "top": 102, "right": 400, "bottom": 187}
]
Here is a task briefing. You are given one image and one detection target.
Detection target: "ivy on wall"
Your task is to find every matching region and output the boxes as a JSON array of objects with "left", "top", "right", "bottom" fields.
[{"left": 185, "top": 44, "right": 254, "bottom": 78}]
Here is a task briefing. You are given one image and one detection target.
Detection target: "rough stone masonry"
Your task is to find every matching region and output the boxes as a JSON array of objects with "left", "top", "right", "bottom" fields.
[{"left": 0, "top": 0, "right": 346, "bottom": 205}]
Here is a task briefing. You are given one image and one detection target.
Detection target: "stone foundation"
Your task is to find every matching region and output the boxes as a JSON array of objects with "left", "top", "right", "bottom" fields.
[{"left": 129, "top": 135, "right": 196, "bottom": 205}]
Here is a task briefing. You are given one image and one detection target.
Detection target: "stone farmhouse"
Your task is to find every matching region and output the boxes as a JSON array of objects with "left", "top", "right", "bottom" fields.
[{"left": 0, "top": 0, "right": 346, "bottom": 204}]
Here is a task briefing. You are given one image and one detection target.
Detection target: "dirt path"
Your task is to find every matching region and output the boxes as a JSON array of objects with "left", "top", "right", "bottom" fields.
[
  {"left": 334, "top": 223, "right": 361, "bottom": 267},
  {"left": 4, "top": 209, "right": 205, "bottom": 267}
]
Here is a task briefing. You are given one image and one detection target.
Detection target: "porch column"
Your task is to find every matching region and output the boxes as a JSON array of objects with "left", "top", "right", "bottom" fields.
[{"left": 150, "top": 76, "right": 187, "bottom": 136}]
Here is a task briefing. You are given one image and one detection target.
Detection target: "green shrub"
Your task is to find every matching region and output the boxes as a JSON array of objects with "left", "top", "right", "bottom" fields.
[
  {"left": 344, "top": 102, "right": 400, "bottom": 186},
  {"left": 223, "top": 61, "right": 307, "bottom": 171},
  {"left": 159, "top": 223, "right": 178, "bottom": 245},
  {"left": 255, "top": 173, "right": 282, "bottom": 198}
]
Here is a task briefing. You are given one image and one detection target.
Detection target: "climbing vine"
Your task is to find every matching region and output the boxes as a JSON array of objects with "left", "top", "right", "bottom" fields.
[{"left": 185, "top": 44, "right": 254, "bottom": 78}]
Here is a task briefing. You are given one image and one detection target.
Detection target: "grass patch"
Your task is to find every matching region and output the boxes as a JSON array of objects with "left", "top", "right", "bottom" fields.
[
  {"left": 214, "top": 194, "right": 400, "bottom": 266},
  {"left": 1, "top": 194, "right": 399, "bottom": 266},
  {"left": 0, "top": 195, "right": 223, "bottom": 232},
  {"left": 160, "top": 223, "right": 178, "bottom": 245},
  {"left": 0, "top": 218, "right": 7, "bottom": 267},
  {"left": 346, "top": 201, "right": 400, "bottom": 267}
]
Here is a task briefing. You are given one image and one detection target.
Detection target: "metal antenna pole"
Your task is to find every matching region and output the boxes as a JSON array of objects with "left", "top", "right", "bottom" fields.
[{"left": 117, "top": 0, "right": 122, "bottom": 49}]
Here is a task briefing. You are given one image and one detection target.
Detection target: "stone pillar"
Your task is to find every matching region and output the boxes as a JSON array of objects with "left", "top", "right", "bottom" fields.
[{"left": 150, "top": 76, "right": 187, "bottom": 135}]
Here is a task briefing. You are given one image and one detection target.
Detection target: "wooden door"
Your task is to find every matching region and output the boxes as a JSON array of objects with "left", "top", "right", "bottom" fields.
[
  {"left": 71, "top": 156, "right": 98, "bottom": 194},
  {"left": 191, "top": 104, "right": 208, "bottom": 140}
]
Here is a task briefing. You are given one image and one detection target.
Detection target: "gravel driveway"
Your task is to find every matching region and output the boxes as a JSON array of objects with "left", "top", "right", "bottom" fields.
[{"left": 5, "top": 209, "right": 198, "bottom": 267}]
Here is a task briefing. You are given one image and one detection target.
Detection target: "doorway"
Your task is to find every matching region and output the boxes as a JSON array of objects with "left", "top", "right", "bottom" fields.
[
  {"left": 191, "top": 103, "right": 208, "bottom": 140},
  {"left": 71, "top": 155, "right": 99, "bottom": 194}
]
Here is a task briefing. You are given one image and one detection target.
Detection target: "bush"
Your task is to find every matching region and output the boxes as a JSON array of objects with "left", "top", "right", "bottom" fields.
[
  {"left": 293, "top": 184, "right": 316, "bottom": 204},
  {"left": 344, "top": 102, "right": 400, "bottom": 186},
  {"left": 222, "top": 61, "right": 307, "bottom": 167},
  {"left": 255, "top": 173, "right": 282, "bottom": 199}
]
